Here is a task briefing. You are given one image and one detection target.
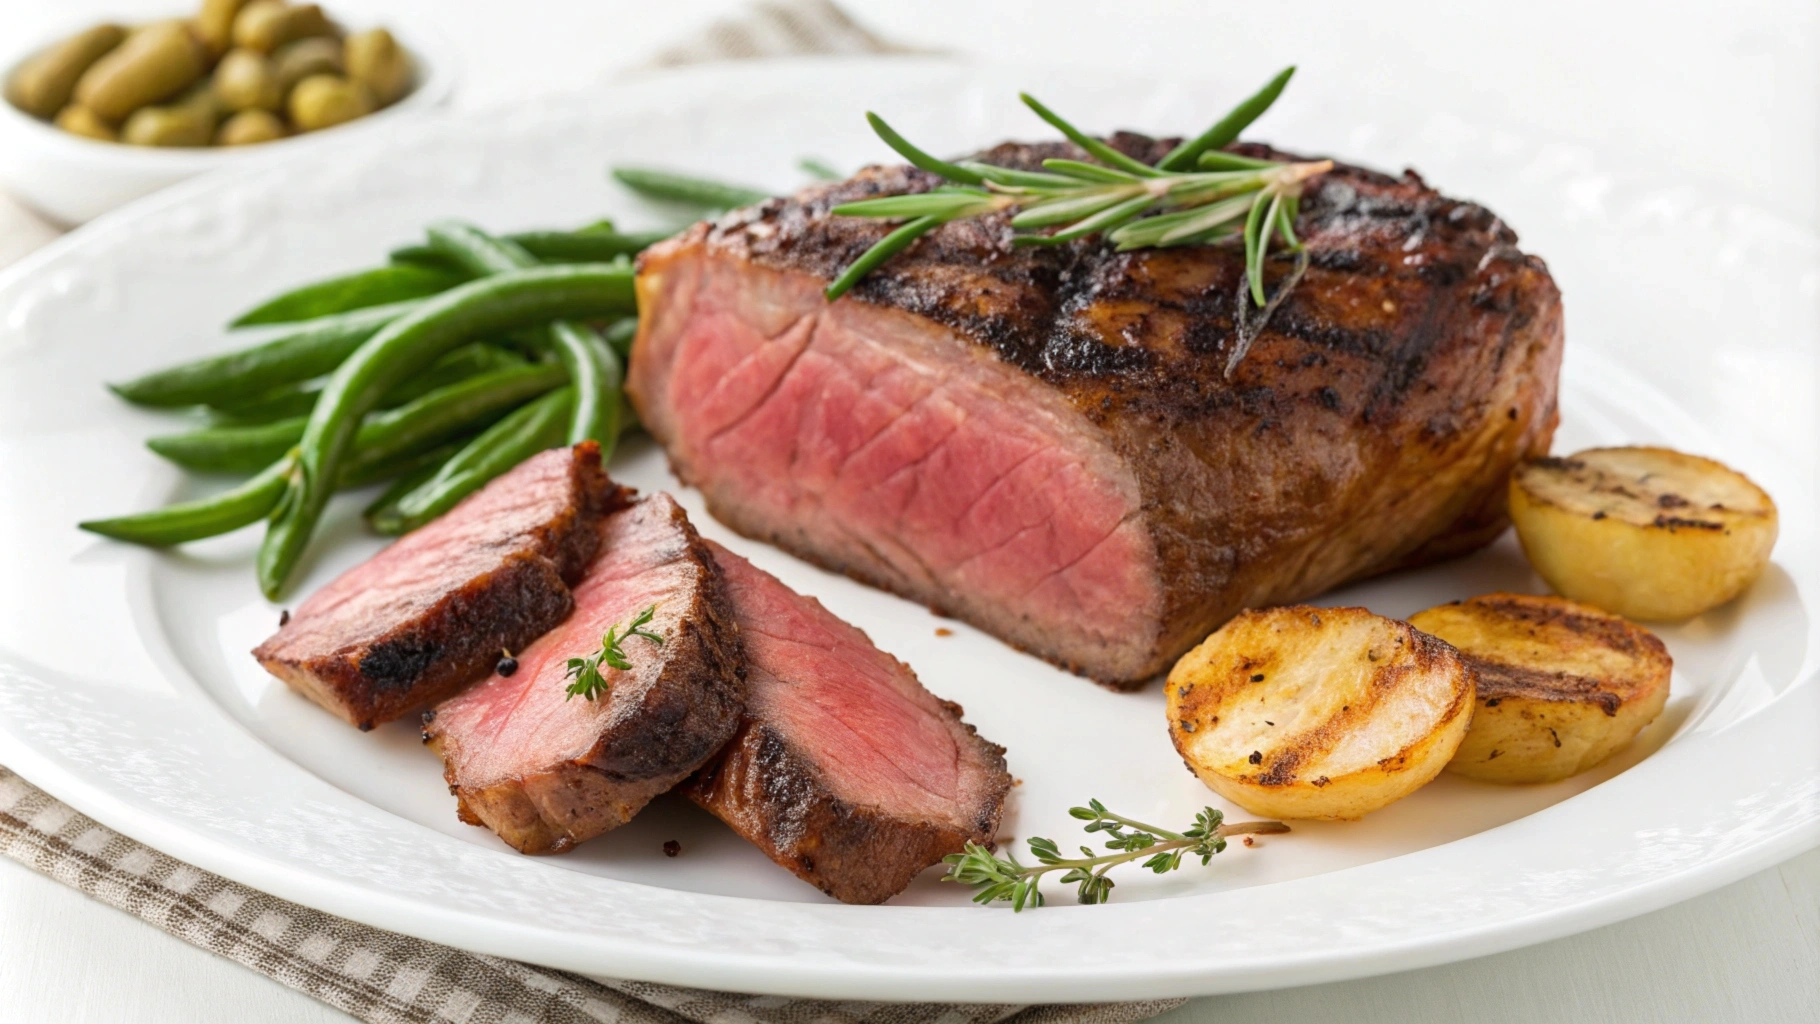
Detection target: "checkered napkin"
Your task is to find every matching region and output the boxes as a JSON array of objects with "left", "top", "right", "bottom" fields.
[{"left": 0, "top": 3, "right": 1184, "bottom": 1022}]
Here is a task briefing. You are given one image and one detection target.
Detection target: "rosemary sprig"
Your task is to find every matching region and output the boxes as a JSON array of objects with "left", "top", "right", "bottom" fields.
[
  {"left": 564, "top": 604, "right": 663, "bottom": 702},
  {"left": 824, "top": 66, "right": 1330, "bottom": 343},
  {"left": 942, "top": 799, "right": 1288, "bottom": 910}
]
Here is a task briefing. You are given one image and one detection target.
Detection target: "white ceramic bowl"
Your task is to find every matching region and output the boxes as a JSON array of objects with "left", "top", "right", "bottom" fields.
[{"left": 0, "top": 21, "right": 456, "bottom": 225}]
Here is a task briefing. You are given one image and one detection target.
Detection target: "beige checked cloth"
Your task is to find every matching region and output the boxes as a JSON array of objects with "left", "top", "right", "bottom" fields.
[{"left": 0, "top": 3, "right": 1182, "bottom": 1022}]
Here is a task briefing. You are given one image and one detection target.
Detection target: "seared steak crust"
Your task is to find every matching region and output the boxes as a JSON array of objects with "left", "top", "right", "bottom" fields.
[
  {"left": 254, "top": 443, "right": 620, "bottom": 729},
  {"left": 424, "top": 495, "right": 745, "bottom": 855},
  {"left": 632, "top": 135, "right": 1563, "bottom": 686},
  {"left": 684, "top": 543, "right": 1010, "bottom": 904},
  {"left": 688, "top": 716, "right": 1006, "bottom": 905}
]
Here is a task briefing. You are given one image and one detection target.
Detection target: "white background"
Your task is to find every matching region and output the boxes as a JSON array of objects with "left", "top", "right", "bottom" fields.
[{"left": 0, "top": 0, "right": 1815, "bottom": 1020}]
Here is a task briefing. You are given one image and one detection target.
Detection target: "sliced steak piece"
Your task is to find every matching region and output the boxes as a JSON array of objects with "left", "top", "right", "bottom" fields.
[
  {"left": 684, "top": 541, "right": 1011, "bottom": 904},
  {"left": 254, "top": 442, "right": 619, "bottom": 730},
  {"left": 423, "top": 494, "right": 744, "bottom": 854},
  {"left": 629, "top": 135, "right": 1563, "bottom": 688}
]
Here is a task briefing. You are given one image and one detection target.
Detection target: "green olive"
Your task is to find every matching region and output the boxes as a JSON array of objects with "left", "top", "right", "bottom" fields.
[
  {"left": 343, "top": 28, "right": 411, "bottom": 107},
  {"left": 5, "top": 24, "right": 127, "bottom": 120},
  {"left": 54, "top": 104, "right": 118, "bottom": 142},
  {"left": 286, "top": 73, "right": 372, "bottom": 131},
  {"left": 211, "top": 48, "right": 281, "bottom": 111},
  {"left": 121, "top": 83, "right": 220, "bottom": 146},
  {"left": 215, "top": 107, "right": 286, "bottom": 145},
  {"left": 73, "top": 21, "right": 205, "bottom": 122},
  {"left": 232, "top": 1, "right": 334, "bottom": 54},
  {"left": 196, "top": 0, "right": 251, "bottom": 55},
  {"left": 271, "top": 36, "right": 343, "bottom": 94}
]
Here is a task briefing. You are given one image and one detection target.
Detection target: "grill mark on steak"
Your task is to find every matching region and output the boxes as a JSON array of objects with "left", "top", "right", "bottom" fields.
[
  {"left": 631, "top": 132, "right": 1563, "bottom": 687},
  {"left": 684, "top": 542, "right": 1010, "bottom": 904},
  {"left": 423, "top": 494, "right": 744, "bottom": 855},
  {"left": 252, "top": 443, "right": 621, "bottom": 730}
]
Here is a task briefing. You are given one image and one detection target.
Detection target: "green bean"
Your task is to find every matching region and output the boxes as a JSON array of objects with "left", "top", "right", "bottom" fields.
[
  {"left": 340, "top": 436, "right": 469, "bottom": 491},
  {"left": 425, "top": 220, "right": 535, "bottom": 275},
  {"left": 347, "top": 363, "right": 566, "bottom": 474},
  {"left": 386, "top": 244, "right": 464, "bottom": 273},
  {"left": 80, "top": 454, "right": 296, "bottom": 546},
  {"left": 361, "top": 453, "right": 445, "bottom": 517},
  {"left": 508, "top": 229, "right": 671, "bottom": 261},
  {"left": 610, "top": 166, "right": 769, "bottom": 211},
  {"left": 205, "top": 341, "right": 528, "bottom": 424},
  {"left": 109, "top": 300, "right": 414, "bottom": 408},
  {"left": 367, "top": 387, "right": 571, "bottom": 536},
  {"left": 389, "top": 228, "right": 665, "bottom": 271},
  {"left": 149, "top": 415, "right": 304, "bottom": 473},
  {"left": 258, "top": 263, "right": 637, "bottom": 597},
  {"left": 549, "top": 321, "right": 623, "bottom": 448},
  {"left": 424, "top": 221, "right": 621, "bottom": 447},
  {"left": 207, "top": 381, "right": 321, "bottom": 424},
  {"left": 603, "top": 317, "right": 637, "bottom": 357},
  {"left": 230, "top": 264, "right": 464, "bottom": 327},
  {"left": 151, "top": 362, "right": 566, "bottom": 473},
  {"left": 377, "top": 341, "right": 528, "bottom": 407}
]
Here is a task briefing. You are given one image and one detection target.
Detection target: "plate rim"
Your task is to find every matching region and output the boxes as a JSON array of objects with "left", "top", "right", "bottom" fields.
[{"left": 1, "top": 55, "right": 1816, "bottom": 1002}]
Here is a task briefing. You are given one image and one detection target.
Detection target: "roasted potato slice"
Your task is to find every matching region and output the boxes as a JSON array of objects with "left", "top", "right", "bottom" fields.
[
  {"left": 1509, "top": 447, "right": 1777, "bottom": 621},
  {"left": 1410, "top": 593, "right": 1670, "bottom": 784},
  {"left": 1167, "top": 606, "right": 1473, "bottom": 820}
]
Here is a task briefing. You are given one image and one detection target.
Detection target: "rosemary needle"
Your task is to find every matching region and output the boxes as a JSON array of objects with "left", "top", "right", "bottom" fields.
[{"left": 825, "top": 66, "right": 1330, "bottom": 344}]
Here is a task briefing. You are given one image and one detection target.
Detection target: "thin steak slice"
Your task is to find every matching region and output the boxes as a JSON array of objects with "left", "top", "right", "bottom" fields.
[
  {"left": 684, "top": 542, "right": 1011, "bottom": 905},
  {"left": 629, "top": 136, "right": 1563, "bottom": 688},
  {"left": 254, "top": 442, "right": 618, "bottom": 730},
  {"left": 423, "top": 494, "right": 744, "bottom": 854}
]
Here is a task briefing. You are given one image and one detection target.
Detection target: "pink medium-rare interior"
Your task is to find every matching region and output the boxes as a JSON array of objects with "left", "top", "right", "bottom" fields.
[
  {"left": 704, "top": 541, "right": 973, "bottom": 826},
  {"left": 273, "top": 447, "right": 581, "bottom": 654},
  {"left": 432, "top": 496, "right": 699, "bottom": 787},
  {"left": 633, "top": 253, "right": 1160, "bottom": 672}
]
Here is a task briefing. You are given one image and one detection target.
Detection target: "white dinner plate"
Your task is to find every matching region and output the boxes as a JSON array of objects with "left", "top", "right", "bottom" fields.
[{"left": 0, "top": 58, "right": 1815, "bottom": 1003}]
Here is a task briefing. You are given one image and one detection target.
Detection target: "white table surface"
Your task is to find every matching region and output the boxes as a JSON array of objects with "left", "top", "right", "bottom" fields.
[{"left": 1, "top": 1, "right": 1815, "bottom": 1020}]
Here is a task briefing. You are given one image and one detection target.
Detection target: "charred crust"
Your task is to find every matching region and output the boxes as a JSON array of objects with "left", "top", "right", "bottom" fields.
[{"left": 655, "top": 134, "right": 1561, "bottom": 687}]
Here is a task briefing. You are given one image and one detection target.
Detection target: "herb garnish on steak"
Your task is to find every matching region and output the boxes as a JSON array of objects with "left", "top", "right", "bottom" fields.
[
  {"left": 423, "top": 494, "right": 744, "bottom": 855},
  {"left": 253, "top": 442, "right": 621, "bottom": 730}
]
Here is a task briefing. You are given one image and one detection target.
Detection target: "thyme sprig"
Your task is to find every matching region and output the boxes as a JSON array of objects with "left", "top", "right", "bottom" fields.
[
  {"left": 824, "top": 66, "right": 1329, "bottom": 325},
  {"left": 942, "top": 800, "right": 1287, "bottom": 911},
  {"left": 564, "top": 604, "right": 663, "bottom": 702}
]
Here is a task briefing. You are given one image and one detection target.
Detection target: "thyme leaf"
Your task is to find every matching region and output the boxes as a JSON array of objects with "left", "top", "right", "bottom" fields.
[
  {"left": 941, "top": 799, "right": 1287, "bottom": 910},
  {"left": 564, "top": 604, "right": 663, "bottom": 702}
]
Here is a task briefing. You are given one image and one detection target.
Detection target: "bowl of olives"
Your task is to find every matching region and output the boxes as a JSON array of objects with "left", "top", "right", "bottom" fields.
[{"left": 0, "top": 1, "right": 454, "bottom": 225}]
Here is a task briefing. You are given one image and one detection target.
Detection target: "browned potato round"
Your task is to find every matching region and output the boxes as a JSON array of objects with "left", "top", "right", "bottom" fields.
[
  {"left": 1411, "top": 594, "right": 1671, "bottom": 784},
  {"left": 1511, "top": 447, "right": 1777, "bottom": 620},
  {"left": 1167, "top": 606, "right": 1474, "bottom": 820}
]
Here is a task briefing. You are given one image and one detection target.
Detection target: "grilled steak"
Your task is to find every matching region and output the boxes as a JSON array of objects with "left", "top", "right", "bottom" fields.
[
  {"left": 254, "top": 442, "right": 618, "bottom": 730},
  {"left": 629, "top": 135, "right": 1564, "bottom": 688},
  {"left": 423, "top": 493, "right": 744, "bottom": 854},
  {"left": 685, "top": 542, "right": 1010, "bottom": 904}
]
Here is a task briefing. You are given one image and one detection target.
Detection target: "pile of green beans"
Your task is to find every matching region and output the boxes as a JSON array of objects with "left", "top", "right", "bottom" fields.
[
  {"left": 83, "top": 167, "right": 785, "bottom": 599},
  {"left": 82, "top": 220, "right": 652, "bottom": 598}
]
